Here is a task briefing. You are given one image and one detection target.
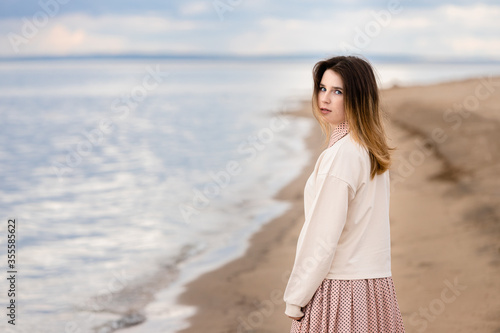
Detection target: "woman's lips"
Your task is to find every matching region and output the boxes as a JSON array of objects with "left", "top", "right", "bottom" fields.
[{"left": 320, "top": 108, "right": 331, "bottom": 114}]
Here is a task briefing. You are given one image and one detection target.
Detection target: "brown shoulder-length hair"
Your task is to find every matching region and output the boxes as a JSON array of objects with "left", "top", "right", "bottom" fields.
[{"left": 312, "top": 55, "right": 392, "bottom": 178}]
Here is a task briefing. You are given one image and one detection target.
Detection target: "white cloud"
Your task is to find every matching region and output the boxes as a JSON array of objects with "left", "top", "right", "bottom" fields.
[
  {"left": 227, "top": 15, "right": 359, "bottom": 55},
  {"left": 0, "top": 13, "right": 206, "bottom": 56},
  {"left": 40, "top": 24, "right": 126, "bottom": 55},
  {"left": 0, "top": 3, "right": 499, "bottom": 58},
  {"left": 0, "top": 22, "right": 127, "bottom": 56},
  {"left": 179, "top": 1, "right": 212, "bottom": 16},
  {"left": 450, "top": 36, "right": 500, "bottom": 54},
  {"left": 57, "top": 13, "right": 200, "bottom": 34},
  {"left": 371, "top": 3, "right": 500, "bottom": 57},
  {"left": 390, "top": 17, "right": 431, "bottom": 29},
  {"left": 441, "top": 3, "right": 500, "bottom": 27},
  {"left": 226, "top": 3, "right": 500, "bottom": 58}
]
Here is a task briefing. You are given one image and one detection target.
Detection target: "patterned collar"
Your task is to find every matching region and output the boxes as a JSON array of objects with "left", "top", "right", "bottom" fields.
[{"left": 328, "top": 121, "right": 350, "bottom": 148}]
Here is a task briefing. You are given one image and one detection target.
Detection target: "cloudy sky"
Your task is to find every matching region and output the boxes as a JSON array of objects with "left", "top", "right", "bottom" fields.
[{"left": 1, "top": 0, "right": 499, "bottom": 59}]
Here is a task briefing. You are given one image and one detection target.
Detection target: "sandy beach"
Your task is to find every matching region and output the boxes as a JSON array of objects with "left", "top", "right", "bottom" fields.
[{"left": 178, "top": 76, "right": 500, "bottom": 333}]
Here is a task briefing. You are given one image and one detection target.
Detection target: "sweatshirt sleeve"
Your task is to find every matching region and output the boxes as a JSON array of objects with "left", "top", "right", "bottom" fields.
[{"left": 283, "top": 173, "right": 353, "bottom": 317}]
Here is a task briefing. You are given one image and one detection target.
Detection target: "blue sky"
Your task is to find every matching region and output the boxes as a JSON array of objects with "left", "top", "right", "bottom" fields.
[{"left": 1, "top": 0, "right": 499, "bottom": 59}]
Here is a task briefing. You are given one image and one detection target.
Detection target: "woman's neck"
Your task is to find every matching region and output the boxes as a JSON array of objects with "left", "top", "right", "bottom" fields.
[{"left": 328, "top": 121, "right": 350, "bottom": 148}]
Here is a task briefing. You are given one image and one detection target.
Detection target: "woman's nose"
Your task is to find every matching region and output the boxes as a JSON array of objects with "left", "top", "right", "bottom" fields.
[{"left": 321, "top": 91, "right": 330, "bottom": 104}]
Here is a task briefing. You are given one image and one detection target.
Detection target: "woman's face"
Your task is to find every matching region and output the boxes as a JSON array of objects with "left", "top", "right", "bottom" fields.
[{"left": 318, "top": 69, "right": 345, "bottom": 128}]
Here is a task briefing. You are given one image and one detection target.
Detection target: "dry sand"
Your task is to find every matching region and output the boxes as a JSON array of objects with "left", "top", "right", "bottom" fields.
[{"left": 178, "top": 76, "right": 500, "bottom": 333}]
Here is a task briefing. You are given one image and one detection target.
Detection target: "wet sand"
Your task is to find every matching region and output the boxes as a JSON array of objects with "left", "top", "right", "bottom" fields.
[{"left": 177, "top": 76, "right": 500, "bottom": 333}]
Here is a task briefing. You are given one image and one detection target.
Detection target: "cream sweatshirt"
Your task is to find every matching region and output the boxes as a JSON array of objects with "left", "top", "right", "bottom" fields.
[{"left": 284, "top": 133, "right": 392, "bottom": 318}]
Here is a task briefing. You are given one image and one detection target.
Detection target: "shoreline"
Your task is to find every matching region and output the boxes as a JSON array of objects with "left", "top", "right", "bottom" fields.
[
  {"left": 177, "top": 101, "right": 324, "bottom": 333},
  {"left": 177, "top": 77, "right": 500, "bottom": 333}
]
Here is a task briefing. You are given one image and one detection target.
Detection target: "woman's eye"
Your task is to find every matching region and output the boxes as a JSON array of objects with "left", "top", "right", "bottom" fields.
[
  {"left": 334, "top": 90, "right": 342, "bottom": 95},
  {"left": 319, "top": 87, "right": 326, "bottom": 92}
]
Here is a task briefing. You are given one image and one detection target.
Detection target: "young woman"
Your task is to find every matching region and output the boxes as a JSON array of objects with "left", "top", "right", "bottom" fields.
[{"left": 284, "top": 56, "right": 405, "bottom": 332}]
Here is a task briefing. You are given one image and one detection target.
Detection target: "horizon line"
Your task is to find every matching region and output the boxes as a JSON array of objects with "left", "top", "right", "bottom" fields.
[{"left": 0, "top": 52, "right": 499, "bottom": 64}]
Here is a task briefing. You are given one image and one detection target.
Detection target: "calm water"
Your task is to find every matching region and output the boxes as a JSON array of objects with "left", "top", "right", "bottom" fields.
[
  {"left": 0, "top": 58, "right": 316, "bottom": 333},
  {"left": 0, "top": 58, "right": 499, "bottom": 333}
]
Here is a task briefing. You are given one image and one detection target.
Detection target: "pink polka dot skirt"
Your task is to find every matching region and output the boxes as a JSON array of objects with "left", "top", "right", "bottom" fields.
[{"left": 290, "top": 277, "right": 405, "bottom": 332}]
